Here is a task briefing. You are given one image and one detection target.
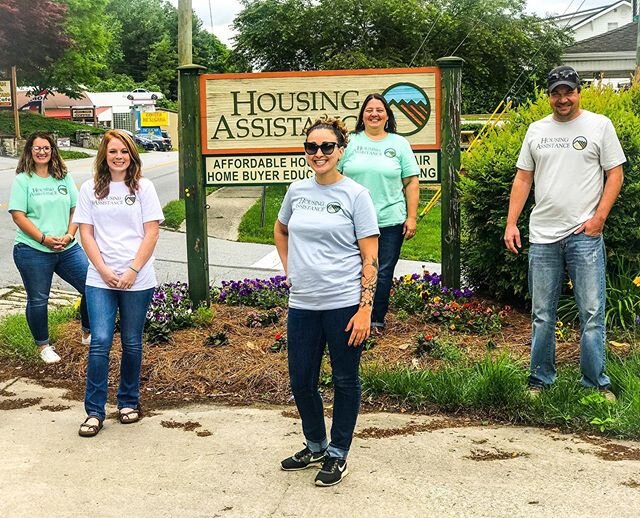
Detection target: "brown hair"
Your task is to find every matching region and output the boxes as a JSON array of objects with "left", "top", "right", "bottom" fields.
[
  {"left": 305, "top": 116, "right": 350, "bottom": 147},
  {"left": 93, "top": 130, "right": 142, "bottom": 199},
  {"left": 17, "top": 132, "right": 67, "bottom": 179}
]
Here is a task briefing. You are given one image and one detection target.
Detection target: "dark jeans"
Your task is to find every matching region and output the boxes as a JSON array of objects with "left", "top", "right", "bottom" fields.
[
  {"left": 372, "top": 224, "right": 404, "bottom": 328},
  {"left": 84, "top": 286, "right": 154, "bottom": 420},
  {"left": 287, "top": 304, "right": 363, "bottom": 459},
  {"left": 13, "top": 243, "right": 90, "bottom": 345}
]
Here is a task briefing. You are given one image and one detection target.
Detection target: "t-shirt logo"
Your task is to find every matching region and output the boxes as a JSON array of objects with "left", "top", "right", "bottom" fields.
[
  {"left": 573, "top": 136, "right": 587, "bottom": 150},
  {"left": 124, "top": 194, "right": 136, "bottom": 205},
  {"left": 57, "top": 185, "right": 68, "bottom": 195},
  {"left": 384, "top": 148, "right": 397, "bottom": 158},
  {"left": 326, "top": 201, "right": 342, "bottom": 214}
]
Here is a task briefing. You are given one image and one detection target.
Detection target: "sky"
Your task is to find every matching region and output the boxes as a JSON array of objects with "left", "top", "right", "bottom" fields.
[{"left": 168, "top": 0, "right": 616, "bottom": 47}]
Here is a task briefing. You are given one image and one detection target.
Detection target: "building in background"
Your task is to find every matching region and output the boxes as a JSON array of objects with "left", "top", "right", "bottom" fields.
[{"left": 550, "top": 1, "right": 632, "bottom": 41}]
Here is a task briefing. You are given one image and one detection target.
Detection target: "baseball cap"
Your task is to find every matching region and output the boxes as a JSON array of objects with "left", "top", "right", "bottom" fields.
[{"left": 547, "top": 65, "right": 580, "bottom": 92}]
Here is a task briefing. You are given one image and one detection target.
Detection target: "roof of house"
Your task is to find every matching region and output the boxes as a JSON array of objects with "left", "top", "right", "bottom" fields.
[
  {"left": 565, "top": 20, "right": 637, "bottom": 53},
  {"left": 550, "top": 1, "right": 631, "bottom": 29}
]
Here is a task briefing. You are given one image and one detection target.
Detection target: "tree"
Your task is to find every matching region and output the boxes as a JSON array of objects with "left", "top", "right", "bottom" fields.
[
  {"left": 0, "top": 0, "right": 71, "bottom": 74},
  {"left": 231, "top": 0, "right": 572, "bottom": 112}
]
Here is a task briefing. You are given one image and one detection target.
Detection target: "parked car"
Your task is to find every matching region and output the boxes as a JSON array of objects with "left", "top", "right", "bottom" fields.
[
  {"left": 134, "top": 134, "right": 156, "bottom": 151},
  {"left": 161, "top": 130, "right": 172, "bottom": 150},
  {"left": 143, "top": 133, "right": 170, "bottom": 151}
]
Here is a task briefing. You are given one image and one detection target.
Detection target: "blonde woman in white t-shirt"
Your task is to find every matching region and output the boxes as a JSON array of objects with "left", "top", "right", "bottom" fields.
[{"left": 73, "top": 130, "right": 164, "bottom": 437}]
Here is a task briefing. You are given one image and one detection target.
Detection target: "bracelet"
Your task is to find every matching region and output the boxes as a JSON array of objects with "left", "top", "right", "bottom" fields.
[
  {"left": 128, "top": 265, "right": 139, "bottom": 274},
  {"left": 39, "top": 234, "right": 46, "bottom": 244}
]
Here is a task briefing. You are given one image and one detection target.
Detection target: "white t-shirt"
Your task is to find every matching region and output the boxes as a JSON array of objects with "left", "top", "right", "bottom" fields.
[
  {"left": 278, "top": 176, "right": 379, "bottom": 310},
  {"left": 73, "top": 178, "right": 164, "bottom": 290},
  {"left": 516, "top": 110, "right": 626, "bottom": 244}
]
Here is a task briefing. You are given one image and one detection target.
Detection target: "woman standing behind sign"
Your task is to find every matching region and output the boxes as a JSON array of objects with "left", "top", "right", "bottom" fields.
[
  {"left": 275, "top": 116, "right": 379, "bottom": 486},
  {"left": 73, "top": 130, "right": 164, "bottom": 437},
  {"left": 340, "top": 93, "right": 420, "bottom": 335}
]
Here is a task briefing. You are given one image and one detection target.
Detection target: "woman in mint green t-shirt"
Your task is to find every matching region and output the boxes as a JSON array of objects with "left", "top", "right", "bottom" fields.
[
  {"left": 340, "top": 93, "right": 420, "bottom": 334},
  {"left": 8, "top": 132, "right": 90, "bottom": 364}
]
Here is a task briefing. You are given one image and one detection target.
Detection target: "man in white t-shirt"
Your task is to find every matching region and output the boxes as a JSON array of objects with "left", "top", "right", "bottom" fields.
[{"left": 504, "top": 65, "right": 625, "bottom": 399}]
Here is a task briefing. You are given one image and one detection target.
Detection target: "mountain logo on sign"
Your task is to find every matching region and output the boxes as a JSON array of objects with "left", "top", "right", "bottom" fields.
[{"left": 382, "top": 83, "right": 431, "bottom": 137}]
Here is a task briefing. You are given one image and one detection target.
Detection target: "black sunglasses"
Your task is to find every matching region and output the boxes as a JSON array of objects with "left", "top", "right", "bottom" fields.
[
  {"left": 303, "top": 141, "right": 340, "bottom": 155},
  {"left": 549, "top": 69, "right": 577, "bottom": 82}
]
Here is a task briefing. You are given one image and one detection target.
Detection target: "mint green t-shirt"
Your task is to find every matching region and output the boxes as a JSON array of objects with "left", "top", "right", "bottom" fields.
[
  {"left": 339, "top": 132, "right": 419, "bottom": 227},
  {"left": 8, "top": 172, "right": 78, "bottom": 253}
]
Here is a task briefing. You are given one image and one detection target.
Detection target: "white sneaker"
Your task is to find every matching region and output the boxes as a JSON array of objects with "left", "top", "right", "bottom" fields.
[
  {"left": 81, "top": 333, "right": 91, "bottom": 346},
  {"left": 39, "top": 345, "right": 61, "bottom": 364}
]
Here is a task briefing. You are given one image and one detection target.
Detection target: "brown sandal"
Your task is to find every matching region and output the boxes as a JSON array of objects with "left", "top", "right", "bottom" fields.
[
  {"left": 118, "top": 407, "right": 141, "bottom": 424},
  {"left": 78, "top": 416, "right": 103, "bottom": 437}
]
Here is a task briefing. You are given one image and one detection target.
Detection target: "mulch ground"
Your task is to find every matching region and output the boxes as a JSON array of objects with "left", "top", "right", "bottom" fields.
[{"left": 2, "top": 303, "right": 632, "bottom": 412}]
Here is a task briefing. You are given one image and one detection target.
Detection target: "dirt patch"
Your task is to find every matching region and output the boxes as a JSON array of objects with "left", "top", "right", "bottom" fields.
[
  {"left": 622, "top": 479, "right": 640, "bottom": 488},
  {"left": 355, "top": 417, "right": 471, "bottom": 439},
  {"left": 196, "top": 430, "right": 213, "bottom": 437},
  {"left": 40, "top": 404, "right": 71, "bottom": 412},
  {"left": 281, "top": 409, "right": 299, "bottom": 419},
  {"left": 161, "top": 419, "right": 202, "bottom": 432},
  {"left": 0, "top": 389, "right": 16, "bottom": 397},
  {"left": 583, "top": 437, "right": 640, "bottom": 461},
  {"left": 0, "top": 397, "right": 42, "bottom": 410},
  {"left": 465, "top": 448, "right": 530, "bottom": 461}
]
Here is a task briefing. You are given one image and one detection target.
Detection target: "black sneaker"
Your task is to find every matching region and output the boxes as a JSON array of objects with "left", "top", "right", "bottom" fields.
[
  {"left": 314, "top": 456, "right": 348, "bottom": 486},
  {"left": 281, "top": 445, "right": 326, "bottom": 471}
]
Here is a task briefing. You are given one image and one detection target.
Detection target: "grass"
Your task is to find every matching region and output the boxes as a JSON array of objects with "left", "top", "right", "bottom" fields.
[
  {"left": 60, "top": 150, "right": 92, "bottom": 160},
  {"left": 0, "top": 111, "right": 104, "bottom": 140},
  {"left": 162, "top": 199, "right": 186, "bottom": 229},
  {"left": 237, "top": 185, "right": 442, "bottom": 262},
  {"left": 237, "top": 185, "right": 287, "bottom": 244},
  {"left": 0, "top": 306, "right": 77, "bottom": 360},
  {"left": 361, "top": 352, "right": 640, "bottom": 439}
]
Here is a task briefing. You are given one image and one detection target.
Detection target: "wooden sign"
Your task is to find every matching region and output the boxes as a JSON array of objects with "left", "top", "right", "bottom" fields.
[
  {"left": 200, "top": 68, "right": 441, "bottom": 185},
  {"left": 0, "top": 80, "right": 11, "bottom": 108}
]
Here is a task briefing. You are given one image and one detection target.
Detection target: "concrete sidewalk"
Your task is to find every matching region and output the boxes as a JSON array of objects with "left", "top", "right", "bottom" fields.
[{"left": 1, "top": 377, "right": 639, "bottom": 517}]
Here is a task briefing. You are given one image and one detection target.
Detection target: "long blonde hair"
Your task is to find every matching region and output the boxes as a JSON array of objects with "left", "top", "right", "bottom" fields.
[
  {"left": 93, "top": 130, "right": 142, "bottom": 199},
  {"left": 17, "top": 132, "right": 68, "bottom": 180}
]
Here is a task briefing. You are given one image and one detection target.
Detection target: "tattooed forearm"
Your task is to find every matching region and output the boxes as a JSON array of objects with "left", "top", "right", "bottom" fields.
[{"left": 360, "top": 257, "right": 378, "bottom": 308}]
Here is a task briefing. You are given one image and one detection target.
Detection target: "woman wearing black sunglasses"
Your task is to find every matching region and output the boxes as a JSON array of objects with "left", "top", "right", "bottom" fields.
[
  {"left": 340, "top": 93, "right": 420, "bottom": 335},
  {"left": 274, "top": 116, "right": 379, "bottom": 487}
]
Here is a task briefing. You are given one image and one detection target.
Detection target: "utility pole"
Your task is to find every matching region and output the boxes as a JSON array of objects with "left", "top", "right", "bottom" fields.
[
  {"left": 635, "top": 0, "right": 640, "bottom": 80},
  {"left": 11, "top": 65, "right": 20, "bottom": 139},
  {"left": 178, "top": 0, "right": 192, "bottom": 198}
]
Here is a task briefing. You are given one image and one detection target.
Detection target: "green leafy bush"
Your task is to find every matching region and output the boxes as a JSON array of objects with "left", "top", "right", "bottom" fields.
[
  {"left": 0, "top": 111, "right": 104, "bottom": 140},
  {"left": 162, "top": 199, "right": 185, "bottom": 230},
  {"left": 461, "top": 86, "right": 640, "bottom": 304}
]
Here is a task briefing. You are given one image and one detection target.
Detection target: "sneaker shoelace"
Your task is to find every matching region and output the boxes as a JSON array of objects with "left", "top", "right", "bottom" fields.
[
  {"left": 294, "top": 447, "right": 312, "bottom": 460},
  {"left": 320, "top": 457, "right": 340, "bottom": 473}
]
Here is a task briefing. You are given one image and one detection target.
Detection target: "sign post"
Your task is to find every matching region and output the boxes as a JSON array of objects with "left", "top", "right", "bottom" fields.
[
  {"left": 179, "top": 64, "right": 210, "bottom": 307},
  {"left": 437, "top": 57, "right": 464, "bottom": 290}
]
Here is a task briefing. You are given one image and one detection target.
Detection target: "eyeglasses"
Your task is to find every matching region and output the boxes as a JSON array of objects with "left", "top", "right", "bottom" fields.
[
  {"left": 303, "top": 141, "right": 339, "bottom": 155},
  {"left": 32, "top": 146, "right": 52, "bottom": 153}
]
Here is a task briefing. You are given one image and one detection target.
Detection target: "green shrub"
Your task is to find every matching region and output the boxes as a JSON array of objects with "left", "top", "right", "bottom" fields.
[
  {"left": 162, "top": 199, "right": 185, "bottom": 229},
  {"left": 461, "top": 86, "right": 640, "bottom": 304},
  {"left": 60, "top": 150, "right": 92, "bottom": 160},
  {"left": 558, "top": 253, "right": 640, "bottom": 332},
  {"left": 0, "top": 111, "right": 104, "bottom": 140}
]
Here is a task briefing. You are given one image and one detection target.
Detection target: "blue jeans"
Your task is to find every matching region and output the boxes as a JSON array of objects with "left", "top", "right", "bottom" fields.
[
  {"left": 13, "top": 243, "right": 90, "bottom": 345},
  {"left": 372, "top": 224, "right": 404, "bottom": 328},
  {"left": 287, "top": 304, "right": 364, "bottom": 459},
  {"left": 528, "top": 233, "right": 609, "bottom": 389},
  {"left": 84, "top": 286, "right": 154, "bottom": 420}
]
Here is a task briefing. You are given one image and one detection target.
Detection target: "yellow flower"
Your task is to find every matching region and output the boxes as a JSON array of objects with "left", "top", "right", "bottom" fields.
[
  {"left": 73, "top": 298, "right": 81, "bottom": 311},
  {"left": 633, "top": 276, "right": 640, "bottom": 288},
  {"left": 433, "top": 296, "right": 441, "bottom": 304}
]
